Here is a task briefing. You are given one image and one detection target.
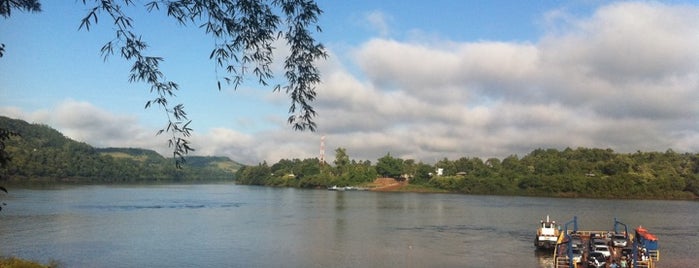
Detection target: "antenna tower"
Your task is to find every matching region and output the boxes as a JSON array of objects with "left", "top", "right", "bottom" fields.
[{"left": 319, "top": 135, "right": 326, "bottom": 165}]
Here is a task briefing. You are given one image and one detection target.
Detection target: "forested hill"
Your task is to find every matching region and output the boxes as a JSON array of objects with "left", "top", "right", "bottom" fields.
[{"left": 0, "top": 116, "right": 242, "bottom": 183}]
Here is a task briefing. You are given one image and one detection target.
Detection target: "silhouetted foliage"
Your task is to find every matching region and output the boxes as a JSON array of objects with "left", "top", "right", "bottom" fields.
[
  {"left": 75, "top": 0, "right": 327, "bottom": 165},
  {"left": 0, "top": 0, "right": 40, "bottom": 18}
]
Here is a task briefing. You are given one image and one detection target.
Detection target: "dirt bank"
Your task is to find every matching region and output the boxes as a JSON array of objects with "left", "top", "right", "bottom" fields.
[{"left": 369, "top": 178, "right": 405, "bottom": 192}]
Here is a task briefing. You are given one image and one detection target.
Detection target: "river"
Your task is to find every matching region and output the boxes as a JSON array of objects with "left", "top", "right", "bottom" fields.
[{"left": 0, "top": 184, "right": 697, "bottom": 267}]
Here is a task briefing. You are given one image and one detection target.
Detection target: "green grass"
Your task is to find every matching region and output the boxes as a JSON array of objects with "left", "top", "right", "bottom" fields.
[{"left": 0, "top": 257, "right": 60, "bottom": 268}]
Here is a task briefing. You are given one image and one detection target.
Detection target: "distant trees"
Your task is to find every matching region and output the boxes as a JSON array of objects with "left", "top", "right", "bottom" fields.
[
  {"left": 2, "top": 114, "right": 698, "bottom": 199},
  {"left": 331, "top": 148, "right": 375, "bottom": 185},
  {"left": 0, "top": 116, "right": 238, "bottom": 183},
  {"left": 375, "top": 153, "right": 404, "bottom": 179},
  {"left": 236, "top": 162, "right": 271, "bottom": 186},
  {"left": 411, "top": 162, "right": 434, "bottom": 185},
  {"left": 238, "top": 148, "right": 378, "bottom": 188},
  {"left": 333, "top": 148, "right": 350, "bottom": 174},
  {"left": 236, "top": 147, "right": 699, "bottom": 200}
]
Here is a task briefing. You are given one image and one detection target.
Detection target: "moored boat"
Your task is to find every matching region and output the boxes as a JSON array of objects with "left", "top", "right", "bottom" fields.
[
  {"left": 327, "top": 185, "right": 369, "bottom": 191},
  {"left": 552, "top": 217, "right": 660, "bottom": 268},
  {"left": 534, "top": 215, "right": 560, "bottom": 250},
  {"left": 327, "top": 185, "right": 345, "bottom": 191}
]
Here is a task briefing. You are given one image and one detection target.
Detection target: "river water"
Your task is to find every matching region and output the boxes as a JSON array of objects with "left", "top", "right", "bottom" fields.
[{"left": 0, "top": 184, "right": 697, "bottom": 267}]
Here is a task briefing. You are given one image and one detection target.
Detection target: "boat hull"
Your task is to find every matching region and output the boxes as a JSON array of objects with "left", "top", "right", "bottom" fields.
[{"left": 535, "top": 236, "right": 557, "bottom": 250}]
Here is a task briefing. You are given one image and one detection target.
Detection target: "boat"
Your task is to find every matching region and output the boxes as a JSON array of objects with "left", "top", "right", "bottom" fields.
[
  {"left": 534, "top": 215, "right": 560, "bottom": 250},
  {"left": 327, "top": 185, "right": 369, "bottom": 191},
  {"left": 552, "top": 217, "right": 659, "bottom": 268},
  {"left": 327, "top": 185, "right": 345, "bottom": 191},
  {"left": 635, "top": 226, "right": 660, "bottom": 261}
]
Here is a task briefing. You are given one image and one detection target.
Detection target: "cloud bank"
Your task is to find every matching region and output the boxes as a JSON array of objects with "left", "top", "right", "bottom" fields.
[
  {"left": 313, "top": 2, "right": 699, "bottom": 162},
  {"left": 3, "top": 2, "right": 698, "bottom": 165}
]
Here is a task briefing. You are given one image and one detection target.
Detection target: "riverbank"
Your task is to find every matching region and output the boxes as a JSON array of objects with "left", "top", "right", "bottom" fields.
[
  {"left": 365, "top": 178, "right": 450, "bottom": 193},
  {"left": 361, "top": 178, "right": 698, "bottom": 200},
  {"left": 3, "top": 178, "right": 696, "bottom": 200},
  {"left": 0, "top": 257, "right": 59, "bottom": 268}
]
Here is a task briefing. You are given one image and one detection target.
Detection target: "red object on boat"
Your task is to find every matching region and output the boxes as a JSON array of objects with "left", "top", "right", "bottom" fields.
[{"left": 636, "top": 226, "right": 658, "bottom": 241}]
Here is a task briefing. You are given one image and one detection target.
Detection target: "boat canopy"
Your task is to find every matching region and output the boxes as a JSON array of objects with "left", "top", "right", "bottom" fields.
[{"left": 635, "top": 226, "right": 659, "bottom": 250}]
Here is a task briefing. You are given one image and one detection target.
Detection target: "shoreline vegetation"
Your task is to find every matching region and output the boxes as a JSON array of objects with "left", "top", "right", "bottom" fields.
[
  {"left": 235, "top": 148, "right": 699, "bottom": 200},
  {"left": 1, "top": 116, "right": 698, "bottom": 200},
  {"left": 0, "top": 257, "right": 59, "bottom": 268},
  {"left": 0, "top": 116, "right": 241, "bottom": 184}
]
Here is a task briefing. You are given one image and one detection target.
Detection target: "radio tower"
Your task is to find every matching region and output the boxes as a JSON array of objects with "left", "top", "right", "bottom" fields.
[{"left": 319, "top": 135, "right": 326, "bottom": 165}]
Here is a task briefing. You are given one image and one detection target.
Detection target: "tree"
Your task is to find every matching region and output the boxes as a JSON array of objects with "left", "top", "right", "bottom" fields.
[
  {"left": 344, "top": 160, "right": 376, "bottom": 185},
  {"left": 375, "top": 153, "right": 404, "bottom": 179},
  {"left": 412, "top": 162, "right": 433, "bottom": 185},
  {"left": 333, "top": 147, "right": 350, "bottom": 175},
  {"left": 434, "top": 157, "right": 456, "bottom": 176},
  {"left": 3, "top": 0, "right": 327, "bottom": 166}
]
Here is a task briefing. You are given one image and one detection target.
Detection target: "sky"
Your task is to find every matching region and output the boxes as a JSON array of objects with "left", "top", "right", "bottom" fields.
[{"left": 1, "top": 0, "right": 698, "bottom": 165}]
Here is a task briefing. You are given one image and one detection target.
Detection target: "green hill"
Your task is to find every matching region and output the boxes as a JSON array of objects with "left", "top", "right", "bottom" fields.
[{"left": 0, "top": 116, "right": 243, "bottom": 183}]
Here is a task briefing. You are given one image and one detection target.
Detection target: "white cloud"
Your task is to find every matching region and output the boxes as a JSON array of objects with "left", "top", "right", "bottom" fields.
[
  {"left": 3, "top": 2, "right": 697, "bottom": 165},
  {"left": 364, "top": 10, "right": 392, "bottom": 37},
  {"left": 1, "top": 100, "right": 168, "bottom": 152},
  {"left": 313, "top": 1, "right": 699, "bottom": 162}
]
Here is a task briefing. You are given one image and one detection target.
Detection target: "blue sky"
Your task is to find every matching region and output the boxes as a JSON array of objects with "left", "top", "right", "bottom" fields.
[{"left": 1, "top": 0, "right": 698, "bottom": 164}]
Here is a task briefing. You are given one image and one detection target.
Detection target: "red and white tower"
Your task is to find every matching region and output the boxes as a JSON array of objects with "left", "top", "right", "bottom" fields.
[{"left": 319, "top": 135, "right": 326, "bottom": 165}]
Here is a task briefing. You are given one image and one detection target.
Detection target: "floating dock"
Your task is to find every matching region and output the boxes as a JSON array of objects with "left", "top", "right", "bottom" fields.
[{"left": 552, "top": 217, "right": 659, "bottom": 268}]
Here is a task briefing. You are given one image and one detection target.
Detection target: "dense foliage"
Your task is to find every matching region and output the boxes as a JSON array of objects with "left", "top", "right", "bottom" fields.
[
  {"left": 237, "top": 147, "right": 699, "bottom": 199},
  {"left": 0, "top": 116, "right": 240, "bottom": 183}
]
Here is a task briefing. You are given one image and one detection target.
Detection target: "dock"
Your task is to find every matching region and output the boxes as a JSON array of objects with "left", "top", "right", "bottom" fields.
[{"left": 552, "top": 217, "right": 659, "bottom": 268}]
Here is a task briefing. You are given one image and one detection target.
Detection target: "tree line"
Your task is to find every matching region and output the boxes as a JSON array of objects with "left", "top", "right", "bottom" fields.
[
  {"left": 2, "top": 115, "right": 698, "bottom": 199},
  {"left": 236, "top": 147, "right": 699, "bottom": 199},
  {"left": 0, "top": 116, "right": 239, "bottom": 183}
]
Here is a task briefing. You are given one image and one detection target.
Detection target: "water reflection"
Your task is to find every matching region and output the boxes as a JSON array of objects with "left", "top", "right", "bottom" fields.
[
  {"left": 534, "top": 249, "right": 555, "bottom": 268},
  {"left": 1, "top": 185, "right": 697, "bottom": 267}
]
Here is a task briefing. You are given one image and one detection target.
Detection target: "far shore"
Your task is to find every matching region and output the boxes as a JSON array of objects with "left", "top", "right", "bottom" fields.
[{"left": 2, "top": 178, "right": 697, "bottom": 200}]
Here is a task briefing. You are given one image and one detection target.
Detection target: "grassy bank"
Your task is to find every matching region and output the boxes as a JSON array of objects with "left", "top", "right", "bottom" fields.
[{"left": 0, "top": 257, "right": 59, "bottom": 268}]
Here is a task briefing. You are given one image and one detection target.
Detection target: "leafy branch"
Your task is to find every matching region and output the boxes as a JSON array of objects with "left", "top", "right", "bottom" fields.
[
  {"left": 80, "top": 0, "right": 193, "bottom": 167},
  {"left": 148, "top": 0, "right": 327, "bottom": 130},
  {"left": 77, "top": 0, "right": 327, "bottom": 166},
  {"left": 1, "top": 0, "right": 42, "bottom": 59}
]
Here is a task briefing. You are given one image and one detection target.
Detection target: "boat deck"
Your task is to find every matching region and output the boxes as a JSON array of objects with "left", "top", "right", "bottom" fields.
[{"left": 552, "top": 218, "right": 659, "bottom": 268}]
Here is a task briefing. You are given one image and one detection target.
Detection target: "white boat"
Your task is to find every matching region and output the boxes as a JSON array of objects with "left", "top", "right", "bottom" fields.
[
  {"left": 534, "top": 215, "right": 559, "bottom": 250},
  {"left": 327, "top": 185, "right": 345, "bottom": 191}
]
